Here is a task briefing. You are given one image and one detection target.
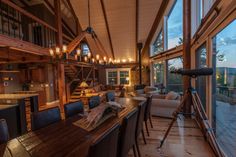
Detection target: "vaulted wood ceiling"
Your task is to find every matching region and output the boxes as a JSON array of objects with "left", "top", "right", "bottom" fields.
[{"left": 70, "top": 0, "right": 163, "bottom": 61}]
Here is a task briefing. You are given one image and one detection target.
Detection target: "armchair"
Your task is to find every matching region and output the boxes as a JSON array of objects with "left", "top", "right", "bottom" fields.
[{"left": 151, "top": 92, "right": 181, "bottom": 118}]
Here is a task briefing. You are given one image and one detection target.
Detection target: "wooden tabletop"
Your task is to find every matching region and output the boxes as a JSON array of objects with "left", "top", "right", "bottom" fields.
[
  {"left": 0, "top": 94, "right": 38, "bottom": 100},
  {"left": 0, "top": 98, "right": 144, "bottom": 157}
]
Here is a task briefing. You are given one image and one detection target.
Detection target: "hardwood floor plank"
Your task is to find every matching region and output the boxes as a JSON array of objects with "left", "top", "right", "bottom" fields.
[{"left": 129, "top": 116, "right": 215, "bottom": 157}]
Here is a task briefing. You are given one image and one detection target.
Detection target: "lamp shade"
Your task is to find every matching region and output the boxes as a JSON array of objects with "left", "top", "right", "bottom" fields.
[{"left": 79, "top": 81, "right": 89, "bottom": 87}]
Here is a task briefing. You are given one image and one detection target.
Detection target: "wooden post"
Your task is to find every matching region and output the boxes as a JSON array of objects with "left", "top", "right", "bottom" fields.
[
  {"left": 137, "top": 43, "right": 143, "bottom": 85},
  {"left": 183, "top": 0, "right": 191, "bottom": 114},
  {"left": 54, "top": 0, "right": 66, "bottom": 108}
]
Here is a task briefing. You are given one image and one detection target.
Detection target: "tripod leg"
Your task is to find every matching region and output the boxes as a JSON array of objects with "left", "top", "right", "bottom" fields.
[
  {"left": 158, "top": 91, "right": 189, "bottom": 148},
  {"left": 191, "top": 92, "right": 226, "bottom": 157},
  {"left": 158, "top": 117, "right": 177, "bottom": 148}
]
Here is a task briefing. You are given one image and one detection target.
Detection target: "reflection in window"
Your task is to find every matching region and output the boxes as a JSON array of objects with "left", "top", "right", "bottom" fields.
[
  {"left": 81, "top": 43, "right": 89, "bottom": 55},
  {"left": 120, "top": 71, "right": 129, "bottom": 85},
  {"left": 196, "top": 43, "right": 207, "bottom": 110},
  {"left": 212, "top": 20, "right": 236, "bottom": 157},
  {"left": 167, "top": 0, "right": 183, "bottom": 49},
  {"left": 167, "top": 57, "right": 183, "bottom": 92},
  {"left": 106, "top": 69, "right": 130, "bottom": 85},
  {"left": 153, "top": 62, "right": 164, "bottom": 86},
  {"left": 107, "top": 71, "right": 117, "bottom": 85},
  {"left": 151, "top": 31, "right": 163, "bottom": 56}
]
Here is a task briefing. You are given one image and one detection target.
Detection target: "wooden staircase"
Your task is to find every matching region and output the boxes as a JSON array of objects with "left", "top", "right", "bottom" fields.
[
  {"left": 64, "top": 65, "right": 79, "bottom": 81},
  {"left": 64, "top": 64, "right": 99, "bottom": 103}
]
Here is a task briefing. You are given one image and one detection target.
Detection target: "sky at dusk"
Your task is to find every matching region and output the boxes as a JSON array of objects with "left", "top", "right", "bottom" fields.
[{"left": 216, "top": 20, "right": 236, "bottom": 68}]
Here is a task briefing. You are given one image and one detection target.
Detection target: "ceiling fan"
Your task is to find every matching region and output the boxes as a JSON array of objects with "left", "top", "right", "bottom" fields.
[
  {"left": 83, "top": 0, "right": 109, "bottom": 58},
  {"left": 67, "top": 0, "right": 109, "bottom": 58}
]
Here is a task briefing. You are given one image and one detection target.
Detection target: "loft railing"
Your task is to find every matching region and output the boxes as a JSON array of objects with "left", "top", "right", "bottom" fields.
[{"left": 0, "top": 0, "right": 72, "bottom": 48}]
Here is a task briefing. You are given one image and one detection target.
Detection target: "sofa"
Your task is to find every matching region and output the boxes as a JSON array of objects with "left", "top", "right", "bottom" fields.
[
  {"left": 135, "top": 86, "right": 159, "bottom": 97},
  {"left": 151, "top": 91, "right": 181, "bottom": 118}
]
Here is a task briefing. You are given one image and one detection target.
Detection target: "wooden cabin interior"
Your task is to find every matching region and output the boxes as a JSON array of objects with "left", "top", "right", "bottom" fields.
[{"left": 0, "top": 0, "right": 235, "bottom": 156}]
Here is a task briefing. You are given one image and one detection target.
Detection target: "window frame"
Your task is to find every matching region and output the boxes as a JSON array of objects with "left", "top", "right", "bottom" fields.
[
  {"left": 166, "top": 0, "right": 183, "bottom": 50},
  {"left": 150, "top": 30, "right": 164, "bottom": 56},
  {"left": 106, "top": 68, "right": 131, "bottom": 86}
]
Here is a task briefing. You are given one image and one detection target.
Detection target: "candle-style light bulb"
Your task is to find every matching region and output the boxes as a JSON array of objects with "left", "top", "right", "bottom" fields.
[
  {"left": 49, "top": 48, "right": 54, "bottom": 56},
  {"left": 55, "top": 47, "right": 60, "bottom": 55},
  {"left": 76, "top": 48, "right": 81, "bottom": 56},
  {"left": 96, "top": 54, "right": 100, "bottom": 60},
  {"left": 88, "top": 52, "right": 91, "bottom": 58},
  {"left": 92, "top": 58, "right": 95, "bottom": 63},
  {"left": 103, "top": 56, "right": 107, "bottom": 61},
  {"left": 62, "top": 45, "right": 67, "bottom": 53},
  {"left": 109, "top": 58, "right": 112, "bottom": 63},
  {"left": 84, "top": 56, "right": 88, "bottom": 62}
]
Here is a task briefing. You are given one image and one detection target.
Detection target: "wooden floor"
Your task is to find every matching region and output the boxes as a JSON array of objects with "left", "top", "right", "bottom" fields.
[{"left": 129, "top": 116, "right": 215, "bottom": 157}]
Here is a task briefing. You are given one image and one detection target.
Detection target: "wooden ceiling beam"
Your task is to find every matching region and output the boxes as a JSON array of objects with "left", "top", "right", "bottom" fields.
[
  {"left": 100, "top": 0, "right": 115, "bottom": 59},
  {"left": 141, "top": 0, "right": 170, "bottom": 55},
  {"left": 68, "top": 0, "right": 83, "bottom": 35}
]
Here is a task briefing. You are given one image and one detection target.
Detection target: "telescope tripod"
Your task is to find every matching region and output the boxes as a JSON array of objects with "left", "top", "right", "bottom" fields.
[{"left": 158, "top": 86, "right": 226, "bottom": 157}]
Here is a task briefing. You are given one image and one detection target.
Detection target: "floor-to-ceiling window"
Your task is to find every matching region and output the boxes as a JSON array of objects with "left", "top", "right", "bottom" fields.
[
  {"left": 196, "top": 43, "right": 207, "bottom": 110},
  {"left": 151, "top": 31, "right": 163, "bottom": 56},
  {"left": 212, "top": 19, "right": 236, "bottom": 156},
  {"left": 167, "top": 0, "right": 183, "bottom": 49},
  {"left": 153, "top": 61, "right": 165, "bottom": 86},
  {"left": 167, "top": 57, "right": 183, "bottom": 92}
]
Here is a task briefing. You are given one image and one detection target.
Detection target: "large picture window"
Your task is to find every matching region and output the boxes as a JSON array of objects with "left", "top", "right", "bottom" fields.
[
  {"left": 212, "top": 20, "right": 236, "bottom": 157},
  {"left": 196, "top": 43, "right": 207, "bottom": 110},
  {"left": 106, "top": 68, "right": 130, "bottom": 85},
  {"left": 167, "top": 0, "right": 183, "bottom": 49},
  {"left": 167, "top": 57, "right": 183, "bottom": 92},
  {"left": 151, "top": 31, "right": 163, "bottom": 56}
]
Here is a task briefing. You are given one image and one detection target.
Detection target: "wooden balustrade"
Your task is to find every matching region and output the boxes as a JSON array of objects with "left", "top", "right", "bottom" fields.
[{"left": 0, "top": 0, "right": 73, "bottom": 49}]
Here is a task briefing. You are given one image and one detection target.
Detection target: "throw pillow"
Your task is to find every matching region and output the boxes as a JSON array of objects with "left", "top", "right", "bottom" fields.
[{"left": 165, "top": 91, "right": 178, "bottom": 100}]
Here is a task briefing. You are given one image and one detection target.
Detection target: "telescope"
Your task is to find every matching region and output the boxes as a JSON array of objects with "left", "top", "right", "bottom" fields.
[{"left": 170, "top": 68, "right": 213, "bottom": 77}]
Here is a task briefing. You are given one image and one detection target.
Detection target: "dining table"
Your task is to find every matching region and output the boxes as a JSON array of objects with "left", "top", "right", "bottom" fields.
[{"left": 0, "top": 97, "right": 145, "bottom": 157}]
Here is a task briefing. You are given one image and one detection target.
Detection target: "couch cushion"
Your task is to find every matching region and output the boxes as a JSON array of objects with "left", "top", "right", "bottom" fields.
[
  {"left": 144, "top": 86, "right": 157, "bottom": 94},
  {"left": 165, "top": 91, "right": 178, "bottom": 100}
]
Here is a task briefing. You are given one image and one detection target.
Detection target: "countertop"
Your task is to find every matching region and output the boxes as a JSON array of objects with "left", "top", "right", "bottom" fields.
[
  {"left": 0, "top": 104, "right": 18, "bottom": 110},
  {"left": 0, "top": 94, "right": 38, "bottom": 100}
]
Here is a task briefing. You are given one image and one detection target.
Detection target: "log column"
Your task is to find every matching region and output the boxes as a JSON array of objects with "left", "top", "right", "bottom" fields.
[
  {"left": 137, "top": 43, "right": 143, "bottom": 85},
  {"left": 54, "top": 0, "right": 66, "bottom": 107},
  {"left": 183, "top": 0, "right": 191, "bottom": 114}
]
